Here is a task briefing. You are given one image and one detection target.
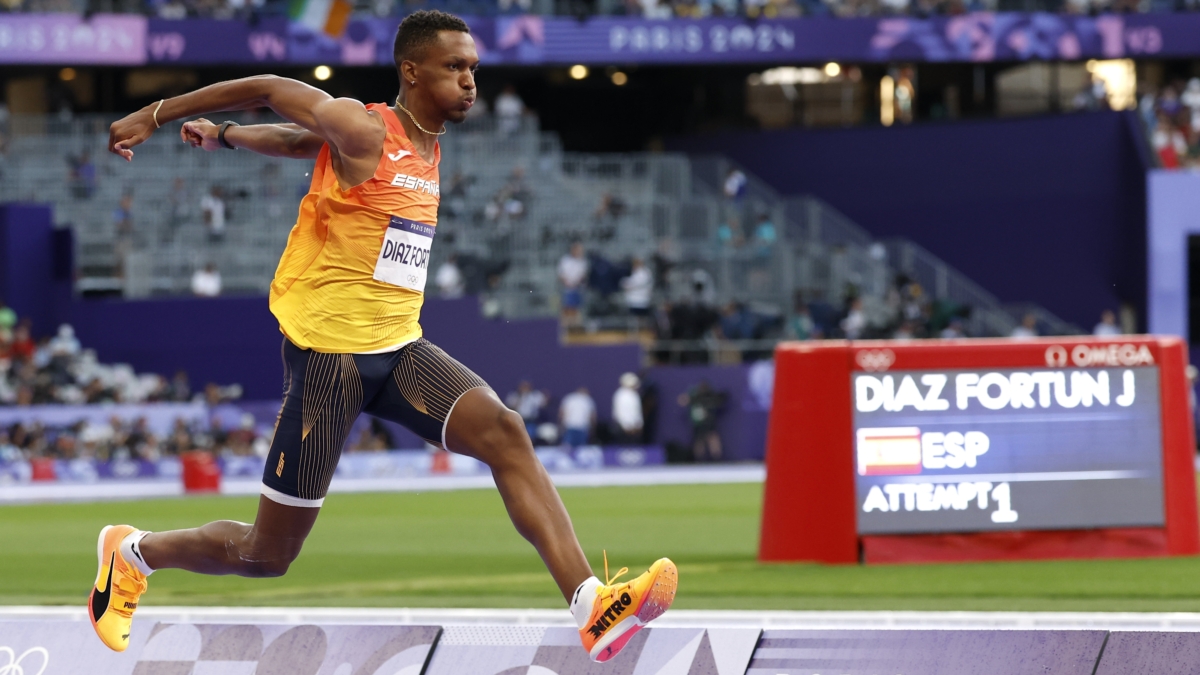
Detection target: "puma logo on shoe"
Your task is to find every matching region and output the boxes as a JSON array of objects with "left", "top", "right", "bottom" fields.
[{"left": 91, "top": 552, "right": 115, "bottom": 623}]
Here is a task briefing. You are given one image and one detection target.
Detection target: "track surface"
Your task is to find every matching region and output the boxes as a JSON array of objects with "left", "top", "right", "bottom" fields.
[
  {"left": 10, "top": 483, "right": 1200, "bottom": 611},
  {"left": 12, "top": 606, "right": 1200, "bottom": 631}
]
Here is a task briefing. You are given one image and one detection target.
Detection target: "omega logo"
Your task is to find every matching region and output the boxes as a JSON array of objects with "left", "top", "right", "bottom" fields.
[
  {"left": 1044, "top": 346, "right": 1068, "bottom": 367},
  {"left": 1044, "top": 343, "right": 1155, "bottom": 368}
]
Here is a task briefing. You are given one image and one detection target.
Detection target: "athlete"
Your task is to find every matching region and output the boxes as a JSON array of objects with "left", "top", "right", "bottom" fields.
[{"left": 89, "top": 10, "right": 676, "bottom": 662}]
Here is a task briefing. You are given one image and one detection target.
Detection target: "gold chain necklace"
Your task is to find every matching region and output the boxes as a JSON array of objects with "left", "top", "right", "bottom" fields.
[{"left": 394, "top": 100, "right": 446, "bottom": 136}]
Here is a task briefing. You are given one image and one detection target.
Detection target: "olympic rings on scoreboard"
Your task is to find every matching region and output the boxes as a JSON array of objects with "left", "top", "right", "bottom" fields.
[{"left": 855, "top": 349, "right": 895, "bottom": 372}]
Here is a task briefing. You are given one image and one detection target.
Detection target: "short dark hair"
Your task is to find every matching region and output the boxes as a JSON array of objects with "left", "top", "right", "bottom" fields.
[{"left": 393, "top": 10, "right": 470, "bottom": 67}]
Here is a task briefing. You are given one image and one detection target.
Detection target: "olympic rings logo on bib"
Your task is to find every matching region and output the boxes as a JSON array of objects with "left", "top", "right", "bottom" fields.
[{"left": 374, "top": 216, "right": 435, "bottom": 294}]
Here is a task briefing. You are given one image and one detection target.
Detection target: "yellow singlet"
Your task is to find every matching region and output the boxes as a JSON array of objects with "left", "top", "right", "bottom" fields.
[{"left": 269, "top": 103, "right": 441, "bottom": 353}]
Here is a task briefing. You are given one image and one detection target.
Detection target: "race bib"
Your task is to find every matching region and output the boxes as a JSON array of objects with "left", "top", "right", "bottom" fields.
[{"left": 373, "top": 216, "right": 435, "bottom": 293}]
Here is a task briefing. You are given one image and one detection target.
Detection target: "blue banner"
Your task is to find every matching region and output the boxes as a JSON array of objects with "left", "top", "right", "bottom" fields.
[
  {"left": 281, "top": 13, "right": 1200, "bottom": 66},
  {"left": 4, "top": 12, "right": 1200, "bottom": 66},
  {"left": 0, "top": 13, "right": 144, "bottom": 64},
  {"left": 146, "top": 17, "right": 288, "bottom": 64}
]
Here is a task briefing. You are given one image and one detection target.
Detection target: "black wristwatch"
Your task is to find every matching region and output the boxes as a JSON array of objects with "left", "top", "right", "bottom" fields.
[{"left": 218, "top": 121, "right": 240, "bottom": 149}]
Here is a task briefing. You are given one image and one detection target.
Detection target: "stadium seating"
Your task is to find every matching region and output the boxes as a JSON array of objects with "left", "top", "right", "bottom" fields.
[{"left": 0, "top": 112, "right": 1076, "bottom": 338}]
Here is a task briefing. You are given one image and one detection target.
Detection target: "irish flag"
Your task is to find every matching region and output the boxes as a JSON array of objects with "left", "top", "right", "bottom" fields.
[{"left": 290, "top": 0, "right": 352, "bottom": 38}]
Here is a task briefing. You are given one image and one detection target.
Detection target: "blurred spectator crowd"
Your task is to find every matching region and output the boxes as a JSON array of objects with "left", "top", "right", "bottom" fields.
[
  {"left": 492, "top": 168, "right": 939, "bottom": 363},
  {"left": 503, "top": 371, "right": 729, "bottom": 462},
  {"left": 589, "top": 0, "right": 1200, "bottom": 16},
  {"left": 1, "top": 412, "right": 267, "bottom": 464},
  {"left": 1, "top": 0, "right": 1197, "bottom": 21},
  {"left": 0, "top": 301, "right": 242, "bottom": 407},
  {"left": 1142, "top": 78, "right": 1200, "bottom": 169},
  {"left": 509, "top": 227, "right": 1121, "bottom": 364},
  {"left": 0, "top": 369, "right": 729, "bottom": 466},
  {"left": 0, "top": 302, "right": 265, "bottom": 465},
  {"left": 506, "top": 375, "right": 655, "bottom": 448},
  {"left": 785, "top": 272, "right": 976, "bottom": 343}
]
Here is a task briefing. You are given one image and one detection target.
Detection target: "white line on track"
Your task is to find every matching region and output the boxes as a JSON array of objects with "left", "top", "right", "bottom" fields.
[
  {"left": 0, "top": 464, "right": 766, "bottom": 505},
  {"left": 883, "top": 470, "right": 1149, "bottom": 484},
  {"left": 7, "top": 606, "right": 1200, "bottom": 631}
]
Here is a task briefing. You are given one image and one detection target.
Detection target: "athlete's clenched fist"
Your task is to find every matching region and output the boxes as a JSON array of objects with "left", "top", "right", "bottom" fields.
[
  {"left": 107, "top": 104, "right": 159, "bottom": 162},
  {"left": 181, "top": 119, "right": 222, "bottom": 151}
]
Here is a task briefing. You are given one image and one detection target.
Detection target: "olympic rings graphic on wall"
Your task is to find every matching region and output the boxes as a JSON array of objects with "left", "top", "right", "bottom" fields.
[{"left": 0, "top": 647, "right": 49, "bottom": 675}]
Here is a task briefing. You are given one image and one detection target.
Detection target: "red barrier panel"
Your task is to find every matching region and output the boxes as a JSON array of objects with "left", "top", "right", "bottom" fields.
[
  {"left": 181, "top": 451, "right": 221, "bottom": 494},
  {"left": 431, "top": 449, "right": 452, "bottom": 474},
  {"left": 30, "top": 458, "right": 56, "bottom": 482},
  {"left": 760, "top": 341, "right": 858, "bottom": 563},
  {"left": 760, "top": 336, "right": 1200, "bottom": 564}
]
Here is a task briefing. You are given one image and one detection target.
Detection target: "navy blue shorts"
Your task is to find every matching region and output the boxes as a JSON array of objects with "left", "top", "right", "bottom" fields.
[{"left": 261, "top": 337, "right": 489, "bottom": 507}]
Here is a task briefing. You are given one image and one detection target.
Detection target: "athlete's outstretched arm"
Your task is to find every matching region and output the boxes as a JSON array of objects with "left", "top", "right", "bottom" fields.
[
  {"left": 108, "top": 75, "right": 379, "bottom": 163},
  {"left": 180, "top": 119, "right": 324, "bottom": 159}
]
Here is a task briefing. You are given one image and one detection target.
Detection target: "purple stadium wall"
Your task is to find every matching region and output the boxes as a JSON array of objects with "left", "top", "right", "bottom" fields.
[
  {"left": 1, "top": 204, "right": 771, "bottom": 460},
  {"left": 58, "top": 294, "right": 646, "bottom": 420},
  {"left": 0, "top": 204, "right": 72, "bottom": 341},
  {"left": 645, "top": 362, "right": 771, "bottom": 462},
  {"left": 670, "top": 110, "right": 1152, "bottom": 331}
]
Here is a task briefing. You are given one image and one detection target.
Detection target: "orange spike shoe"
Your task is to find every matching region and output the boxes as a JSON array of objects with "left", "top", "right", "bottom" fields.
[
  {"left": 88, "top": 525, "right": 149, "bottom": 652},
  {"left": 579, "top": 553, "right": 678, "bottom": 663}
]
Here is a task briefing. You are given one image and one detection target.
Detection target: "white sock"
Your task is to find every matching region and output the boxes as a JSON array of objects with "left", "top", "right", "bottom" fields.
[
  {"left": 569, "top": 576, "right": 603, "bottom": 630},
  {"left": 120, "top": 531, "right": 155, "bottom": 576}
]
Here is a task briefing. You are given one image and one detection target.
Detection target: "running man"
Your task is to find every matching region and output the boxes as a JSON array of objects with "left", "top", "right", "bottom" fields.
[{"left": 90, "top": 10, "right": 676, "bottom": 663}]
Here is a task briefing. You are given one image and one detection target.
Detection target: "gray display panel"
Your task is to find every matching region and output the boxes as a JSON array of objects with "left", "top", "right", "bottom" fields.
[{"left": 852, "top": 366, "right": 1165, "bottom": 535}]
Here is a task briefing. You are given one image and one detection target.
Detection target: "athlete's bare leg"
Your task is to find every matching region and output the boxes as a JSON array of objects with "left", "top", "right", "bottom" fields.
[
  {"left": 445, "top": 387, "right": 593, "bottom": 602},
  {"left": 136, "top": 389, "right": 592, "bottom": 594},
  {"left": 137, "top": 496, "right": 318, "bottom": 578}
]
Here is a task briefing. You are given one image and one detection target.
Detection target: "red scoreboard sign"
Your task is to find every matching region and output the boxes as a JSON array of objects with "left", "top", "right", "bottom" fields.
[{"left": 759, "top": 337, "right": 1200, "bottom": 564}]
